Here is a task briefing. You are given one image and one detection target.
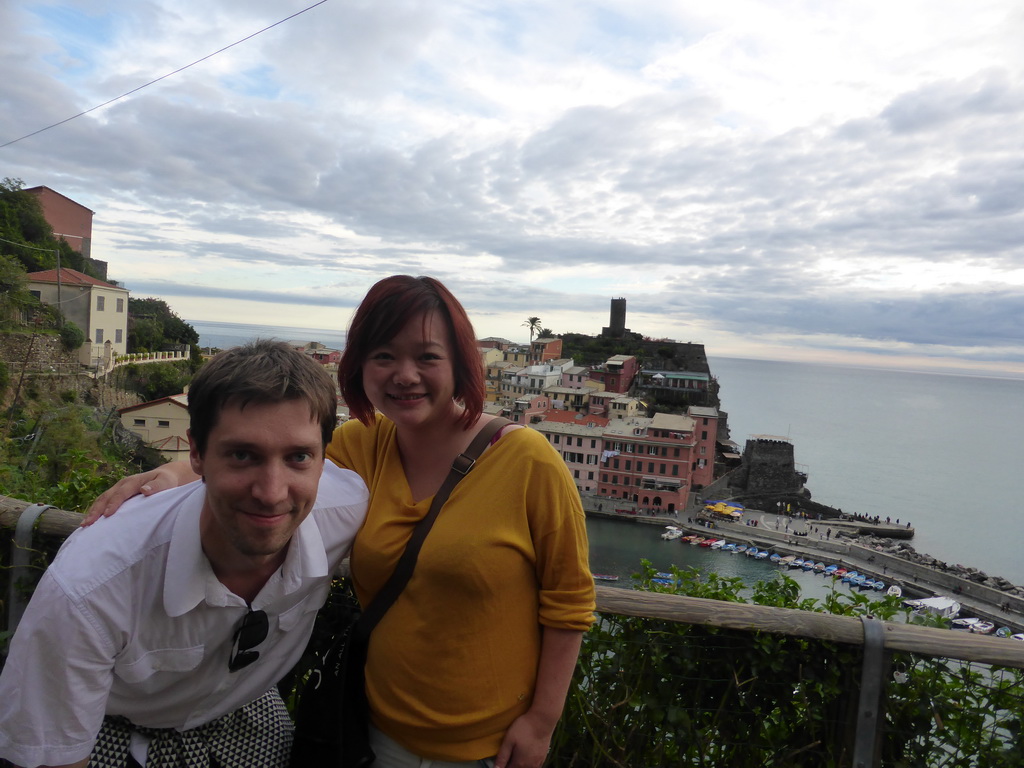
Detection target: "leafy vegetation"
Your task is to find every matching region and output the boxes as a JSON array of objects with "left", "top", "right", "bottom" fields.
[
  {"left": 523, "top": 315, "right": 542, "bottom": 342},
  {"left": 59, "top": 321, "right": 85, "bottom": 351},
  {"left": 112, "top": 360, "right": 197, "bottom": 401},
  {"left": 127, "top": 297, "right": 199, "bottom": 351},
  {"left": 1, "top": 404, "right": 136, "bottom": 513},
  {"left": 549, "top": 561, "right": 1023, "bottom": 767}
]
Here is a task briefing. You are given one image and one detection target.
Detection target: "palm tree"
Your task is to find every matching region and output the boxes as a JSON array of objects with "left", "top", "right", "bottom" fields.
[{"left": 522, "top": 316, "right": 542, "bottom": 342}]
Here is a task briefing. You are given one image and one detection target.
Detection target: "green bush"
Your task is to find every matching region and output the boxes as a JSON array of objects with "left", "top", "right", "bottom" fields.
[
  {"left": 549, "top": 561, "right": 1024, "bottom": 767},
  {"left": 59, "top": 321, "right": 85, "bottom": 351}
]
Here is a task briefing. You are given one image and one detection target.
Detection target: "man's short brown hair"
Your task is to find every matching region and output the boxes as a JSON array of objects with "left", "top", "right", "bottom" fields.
[{"left": 187, "top": 340, "right": 337, "bottom": 455}]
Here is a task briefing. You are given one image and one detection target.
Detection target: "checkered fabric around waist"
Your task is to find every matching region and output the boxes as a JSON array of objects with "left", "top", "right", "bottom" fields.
[{"left": 90, "top": 687, "right": 293, "bottom": 768}]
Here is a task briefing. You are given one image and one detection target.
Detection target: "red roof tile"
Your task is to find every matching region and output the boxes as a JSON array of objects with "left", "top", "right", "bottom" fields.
[{"left": 26, "top": 267, "right": 122, "bottom": 289}]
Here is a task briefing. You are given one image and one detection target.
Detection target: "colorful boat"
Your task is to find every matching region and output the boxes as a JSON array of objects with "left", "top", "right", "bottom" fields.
[{"left": 592, "top": 573, "right": 620, "bottom": 582}]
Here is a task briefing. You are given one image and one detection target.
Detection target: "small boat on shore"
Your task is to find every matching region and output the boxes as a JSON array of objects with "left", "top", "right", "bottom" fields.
[
  {"left": 769, "top": 552, "right": 782, "bottom": 563},
  {"left": 710, "top": 539, "right": 727, "bottom": 550},
  {"left": 813, "top": 562, "right": 826, "bottom": 573},
  {"left": 661, "top": 526, "right": 683, "bottom": 541},
  {"left": 755, "top": 550, "right": 770, "bottom": 560},
  {"left": 824, "top": 564, "right": 838, "bottom": 576},
  {"left": 905, "top": 596, "right": 961, "bottom": 620},
  {"left": 951, "top": 617, "right": 982, "bottom": 631},
  {"left": 971, "top": 621, "right": 996, "bottom": 635},
  {"left": 790, "top": 558, "right": 805, "bottom": 569},
  {"left": 834, "top": 568, "right": 848, "bottom": 579},
  {"left": 779, "top": 555, "right": 796, "bottom": 567},
  {"left": 592, "top": 573, "right": 620, "bottom": 582},
  {"left": 700, "top": 538, "right": 718, "bottom": 548},
  {"left": 734, "top": 545, "right": 748, "bottom": 554},
  {"left": 886, "top": 585, "right": 903, "bottom": 598}
]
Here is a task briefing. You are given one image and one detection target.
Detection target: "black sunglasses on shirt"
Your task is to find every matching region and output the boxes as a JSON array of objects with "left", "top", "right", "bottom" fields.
[{"left": 228, "top": 608, "right": 269, "bottom": 673}]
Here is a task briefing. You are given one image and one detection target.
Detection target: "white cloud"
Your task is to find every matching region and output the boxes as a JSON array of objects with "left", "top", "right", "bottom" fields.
[{"left": 5, "top": 0, "right": 1024, "bottom": 375}]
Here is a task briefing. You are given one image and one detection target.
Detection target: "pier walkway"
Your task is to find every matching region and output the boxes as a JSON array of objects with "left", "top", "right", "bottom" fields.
[{"left": 585, "top": 503, "right": 1024, "bottom": 634}]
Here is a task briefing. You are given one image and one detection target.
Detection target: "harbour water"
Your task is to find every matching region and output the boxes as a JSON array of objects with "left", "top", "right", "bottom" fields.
[
  {"left": 190, "top": 319, "right": 1024, "bottom": 589},
  {"left": 709, "top": 356, "right": 1024, "bottom": 587}
]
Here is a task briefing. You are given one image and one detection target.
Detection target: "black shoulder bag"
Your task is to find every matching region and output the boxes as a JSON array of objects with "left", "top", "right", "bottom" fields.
[{"left": 288, "top": 417, "right": 512, "bottom": 768}]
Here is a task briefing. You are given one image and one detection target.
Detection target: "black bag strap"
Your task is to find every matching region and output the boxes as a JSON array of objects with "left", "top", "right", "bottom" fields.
[{"left": 355, "top": 417, "right": 513, "bottom": 637}]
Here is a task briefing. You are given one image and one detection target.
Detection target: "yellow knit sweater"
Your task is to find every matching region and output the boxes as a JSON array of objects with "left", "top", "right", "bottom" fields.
[{"left": 327, "top": 416, "right": 595, "bottom": 760}]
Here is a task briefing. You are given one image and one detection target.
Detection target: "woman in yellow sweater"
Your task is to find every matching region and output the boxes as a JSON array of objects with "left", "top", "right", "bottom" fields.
[
  {"left": 89, "top": 275, "right": 596, "bottom": 768},
  {"left": 332, "top": 275, "right": 594, "bottom": 767}
]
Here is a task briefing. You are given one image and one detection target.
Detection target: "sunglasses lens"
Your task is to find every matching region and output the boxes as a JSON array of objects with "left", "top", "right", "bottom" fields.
[{"left": 229, "top": 610, "right": 269, "bottom": 672}]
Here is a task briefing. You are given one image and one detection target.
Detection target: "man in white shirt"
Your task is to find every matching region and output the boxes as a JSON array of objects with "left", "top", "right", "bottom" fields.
[{"left": 0, "top": 340, "right": 368, "bottom": 768}]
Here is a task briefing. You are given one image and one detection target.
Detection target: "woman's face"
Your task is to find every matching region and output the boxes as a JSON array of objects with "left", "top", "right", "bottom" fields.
[{"left": 362, "top": 309, "right": 459, "bottom": 432}]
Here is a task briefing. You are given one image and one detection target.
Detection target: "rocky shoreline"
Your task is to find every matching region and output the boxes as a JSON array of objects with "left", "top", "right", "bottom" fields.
[{"left": 837, "top": 531, "right": 1024, "bottom": 599}]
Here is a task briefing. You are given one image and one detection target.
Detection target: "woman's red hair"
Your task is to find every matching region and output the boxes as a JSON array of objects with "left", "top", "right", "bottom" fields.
[{"left": 338, "top": 275, "right": 485, "bottom": 427}]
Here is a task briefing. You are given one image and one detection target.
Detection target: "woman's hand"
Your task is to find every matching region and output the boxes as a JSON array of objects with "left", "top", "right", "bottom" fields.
[
  {"left": 82, "top": 461, "right": 199, "bottom": 526},
  {"left": 494, "top": 709, "right": 554, "bottom": 768}
]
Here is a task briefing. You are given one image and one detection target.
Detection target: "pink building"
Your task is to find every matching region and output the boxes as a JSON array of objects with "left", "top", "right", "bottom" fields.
[
  {"left": 533, "top": 411, "right": 610, "bottom": 493},
  {"left": 588, "top": 355, "right": 639, "bottom": 394},
  {"left": 501, "top": 393, "right": 550, "bottom": 425},
  {"left": 597, "top": 407, "right": 719, "bottom": 513}
]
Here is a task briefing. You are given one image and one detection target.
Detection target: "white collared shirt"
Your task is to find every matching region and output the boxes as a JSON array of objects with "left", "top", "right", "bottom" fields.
[{"left": 0, "top": 461, "right": 368, "bottom": 768}]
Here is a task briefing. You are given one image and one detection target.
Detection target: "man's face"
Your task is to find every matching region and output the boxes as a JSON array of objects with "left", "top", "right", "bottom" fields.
[{"left": 190, "top": 398, "right": 325, "bottom": 571}]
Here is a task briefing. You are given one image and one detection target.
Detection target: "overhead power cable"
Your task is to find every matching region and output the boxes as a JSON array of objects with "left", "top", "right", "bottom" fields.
[{"left": 0, "top": 0, "right": 328, "bottom": 150}]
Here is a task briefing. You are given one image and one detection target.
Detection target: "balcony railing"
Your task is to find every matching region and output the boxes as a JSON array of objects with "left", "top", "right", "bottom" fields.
[{"left": 3, "top": 498, "right": 1023, "bottom": 767}]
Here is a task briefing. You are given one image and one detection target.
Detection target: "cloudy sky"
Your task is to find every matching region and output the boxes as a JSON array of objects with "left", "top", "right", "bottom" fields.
[{"left": 4, "top": 0, "right": 1024, "bottom": 375}]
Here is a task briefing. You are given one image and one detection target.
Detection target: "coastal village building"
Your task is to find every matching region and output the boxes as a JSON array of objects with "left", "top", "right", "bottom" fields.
[
  {"left": 478, "top": 336, "right": 514, "bottom": 351},
  {"left": 502, "top": 393, "right": 551, "bottom": 425},
  {"left": 500, "top": 360, "right": 573, "bottom": 401},
  {"left": 587, "top": 392, "right": 644, "bottom": 420},
  {"left": 24, "top": 185, "right": 110, "bottom": 279},
  {"left": 637, "top": 369, "right": 714, "bottom": 407},
  {"left": 479, "top": 346, "right": 504, "bottom": 368},
  {"left": 596, "top": 408, "right": 720, "bottom": 513},
  {"left": 25, "top": 186, "right": 94, "bottom": 259},
  {"left": 543, "top": 383, "right": 603, "bottom": 413},
  {"left": 534, "top": 411, "right": 610, "bottom": 493},
  {"left": 528, "top": 337, "right": 562, "bottom": 364},
  {"left": 485, "top": 360, "right": 517, "bottom": 402},
  {"left": 119, "top": 393, "right": 190, "bottom": 462},
  {"left": 588, "top": 354, "right": 639, "bottom": 394},
  {"left": 562, "top": 365, "right": 589, "bottom": 389},
  {"left": 26, "top": 267, "right": 129, "bottom": 366}
]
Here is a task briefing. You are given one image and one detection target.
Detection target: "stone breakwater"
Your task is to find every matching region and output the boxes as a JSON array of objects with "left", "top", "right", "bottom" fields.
[{"left": 843, "top": 532, "right": 1024, "bottom": 599}]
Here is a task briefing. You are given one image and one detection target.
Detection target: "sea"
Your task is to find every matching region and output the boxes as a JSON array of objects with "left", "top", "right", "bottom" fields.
[{"left": 189, "top": 319, "right": 1024, "bottom": 593}]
